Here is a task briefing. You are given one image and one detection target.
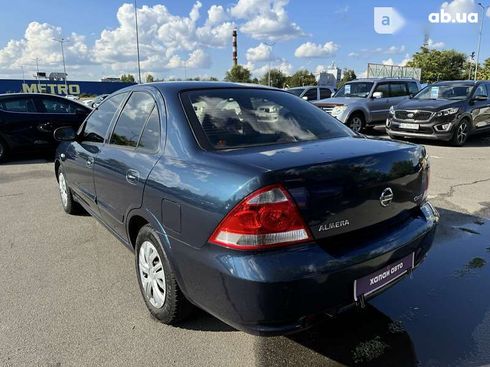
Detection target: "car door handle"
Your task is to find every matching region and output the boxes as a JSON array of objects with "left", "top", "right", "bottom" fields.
[
  {"left": 126, "top": 169, "right": 140, "bottom": 185},
  {"left": 86, "top": 156, "right": 94, "bottom": 168}
]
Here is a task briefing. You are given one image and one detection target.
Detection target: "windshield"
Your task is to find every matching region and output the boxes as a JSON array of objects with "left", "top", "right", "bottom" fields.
[
  {"left": 182, "top": 88, "right": 351, "bottom": 150},
  {"left": 285, "top": 88, "right": 305, "bottom": 97},
  {"left": 414, "top": 84, "right": 473, "bottom": 100},
  {"left": 334, "top": 82, "right": 374, "bottom": 98}
]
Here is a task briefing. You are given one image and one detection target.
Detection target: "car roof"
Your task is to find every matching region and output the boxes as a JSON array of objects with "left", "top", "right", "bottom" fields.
[
  {"left": 432, "top": 80, "right": 478, "bottom": 86},
  {"left": 347, "top": 78, "right": 417, "bottom": 83},
  {"left": 115, "top": 81, "right": 280, "bottom": 95}
]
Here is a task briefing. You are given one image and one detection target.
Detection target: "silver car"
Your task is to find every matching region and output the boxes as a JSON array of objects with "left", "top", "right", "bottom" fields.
[{"left": 314, "top": 78, "right": 420, "bottom": 132}]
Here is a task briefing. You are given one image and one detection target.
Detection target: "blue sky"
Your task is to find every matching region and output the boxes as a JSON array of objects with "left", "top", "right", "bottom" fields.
[{"left": 0, "top": 0, "right": 489, "bottom": 81}]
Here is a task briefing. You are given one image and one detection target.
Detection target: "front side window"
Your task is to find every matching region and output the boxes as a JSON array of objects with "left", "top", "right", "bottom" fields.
[
  {"left": 408, "top": 82, "right": 419, "bottom": 95},
  {"left": 110, "top": 92, "right": 155, "bottom": 147},
  {"left": 374, "top": 83, "right": 390, "bottom": 97},
  {"left": 474, "top": 84, "right": 488, "bottom": 98},
  {"left": 0, "top": 97, "right": 36, "bottom": 112},
  {"left": 82, "top": 93, "right": 127, "bottom": 143},
  {"left": 303, "top": 88, "right": 318, "bottom": 101},
  {"left": 335, "top": 82, "right": 373, "bottom": 98},
  {"left": 182, "top": 88, "right": 350, "bottom": 150},
  {"left": 286, "top": 88, "right": 305, "bottom": 97}
]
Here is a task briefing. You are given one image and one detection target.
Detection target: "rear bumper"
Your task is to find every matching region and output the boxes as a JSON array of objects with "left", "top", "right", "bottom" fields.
[{"left": 169, "top": 203, "right": 439, "bottom": 336}]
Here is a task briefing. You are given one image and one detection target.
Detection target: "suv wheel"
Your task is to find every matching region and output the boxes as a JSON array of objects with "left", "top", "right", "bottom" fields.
[
  {"left": 135, "top": 225, "right": 194, "bottom": 324},
  {"left": 451, "top": 119, "right": 470, "bottom": 146},
  {"left": 347, "top": 114, "right": 365, "bottom": 133}
]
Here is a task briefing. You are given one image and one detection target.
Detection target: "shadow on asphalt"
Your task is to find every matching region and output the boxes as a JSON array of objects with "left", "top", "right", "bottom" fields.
[{"left": 252, "top": 207, "right": 490, "bottom": 366}]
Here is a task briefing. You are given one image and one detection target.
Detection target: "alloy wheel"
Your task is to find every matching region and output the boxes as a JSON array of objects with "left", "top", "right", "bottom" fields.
[
  {"left": 456, "top": 121, "right": 468, "bottom": 145},
  {"left": 139, "top": 241, "right": 166, "bottom": 309},
  {"left": 350, "top": 117, "right": 363, "bottom": 133},
  {"left": 58, "top": 172, "right": 68, "bottom": 208}
]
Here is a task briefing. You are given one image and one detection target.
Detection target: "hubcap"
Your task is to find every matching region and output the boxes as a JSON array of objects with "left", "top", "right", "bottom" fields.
[
  {"left": 139, "top": 241, "right": 166, "bottom": 309},
  {"left": 350, "top": 117, "right": 363, "bottom": 132},
  {"left": 59, "top": 172, "right": 68, "bottom": 207},
  {"left": 457, "top": 122, "right": 468, "bottom": 144}
]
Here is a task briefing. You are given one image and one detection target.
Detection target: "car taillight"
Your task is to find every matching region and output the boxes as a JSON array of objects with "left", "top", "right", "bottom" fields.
[{"left": 209, "top": 184, "right": 312, "bottom": 250}]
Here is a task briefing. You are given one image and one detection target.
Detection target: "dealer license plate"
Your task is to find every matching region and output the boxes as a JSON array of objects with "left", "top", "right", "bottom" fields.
[
  {"left": 399, "top": 123, "right": 419, "bottom": 130},
  {"left": 354, "top": 253, "right": 414, "bottom": 301}
]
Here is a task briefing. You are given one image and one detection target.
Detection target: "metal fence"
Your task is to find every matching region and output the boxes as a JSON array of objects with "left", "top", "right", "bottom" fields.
[{"left": 367, "top": 63, "right": 422, "bottom": 81}]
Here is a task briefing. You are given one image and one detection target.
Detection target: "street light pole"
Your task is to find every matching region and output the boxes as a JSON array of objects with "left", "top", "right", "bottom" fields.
[
  {"left": 134, "top": 0, "right": 142, "bottom": 83},
  {"left": 264, "top": 41, "right": 275, "bottom": 87},
  {"left": 34, "top": 58, "right": 40, "bottom": 88},
  {"left": 474, "top": 3, "right": 488, "bottom": 80},
  {"left": 53, "top": 37, "right": 69, "bottom": 94}
]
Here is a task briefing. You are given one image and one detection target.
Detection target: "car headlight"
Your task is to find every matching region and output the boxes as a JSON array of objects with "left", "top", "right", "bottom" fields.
[
  {"left": 331, "top": 105, "right": 347, "bottom": 116},
  {"left": 436, "top": 107, "right": 459, "bottom": 117},
  {"left": 389, "top": 105, "right": 395, "bottom": 115}
]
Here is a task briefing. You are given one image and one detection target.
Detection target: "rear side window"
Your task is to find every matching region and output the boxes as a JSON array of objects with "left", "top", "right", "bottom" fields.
[
  {"left": 0, "top": 97, "right": 36, "bottom": 112},
  {"left": 182, "top": 88, "right": 350, "bottom": 150},
  {"left": 110, "top": 92, "right": 155, "bottom": 147},
  {"left": 137, "top": 107, "right": 161, "bottom": 153},
  {"left": 408, "top": 82, "right": 419, "bottom": 95},
  {"left": 390, "top": 82, "right": 408, "bottom": 97},
  {"left": 319, "top": 88, "right": 332, "bottom": 99},
  {"left": 82, "top": 93, "right": 127, "bottom": 143},
  {"left": 39, "top": 97, "right": 77, "bottom": 113},
  {"left": 474, "top": 84, "right": 488, "bottom": 98}
]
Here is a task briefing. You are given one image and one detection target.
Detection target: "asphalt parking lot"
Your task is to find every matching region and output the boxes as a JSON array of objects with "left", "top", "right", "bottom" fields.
[{"left": 1, "top": 129, "right": 489, "bottom": 367}]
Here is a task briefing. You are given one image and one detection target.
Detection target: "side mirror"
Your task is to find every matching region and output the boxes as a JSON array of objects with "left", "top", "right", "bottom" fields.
[
  {"left": 372, "top": 91, "right": 383, "bottom": 99},
  {"left": 54, "top": 126, "right": 77, "bottom": 142},
  {"left": 472, "top": 94, "right": 487, "bottom": 101}
]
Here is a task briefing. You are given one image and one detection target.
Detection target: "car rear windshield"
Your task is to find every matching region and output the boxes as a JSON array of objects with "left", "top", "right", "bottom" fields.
[{"left": 182, "top": 88, "right": 350, "bottom": 150}]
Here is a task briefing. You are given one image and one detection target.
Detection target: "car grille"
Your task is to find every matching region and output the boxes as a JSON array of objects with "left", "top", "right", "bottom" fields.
[{"left": 395, "top": 110, "right": 433, "bottom": 122}]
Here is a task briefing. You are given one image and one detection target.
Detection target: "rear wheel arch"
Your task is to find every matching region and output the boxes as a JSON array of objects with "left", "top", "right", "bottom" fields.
[
  {"left": 127, "top": 214, "right": 150, "bottom": 249},
  {"left": 54, "top": 160, "right": 61, "bottom": 181}
]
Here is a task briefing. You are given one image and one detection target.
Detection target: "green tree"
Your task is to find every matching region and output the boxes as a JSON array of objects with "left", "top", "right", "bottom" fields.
[
  {"left": 120, "top": 74, "right": 136, "bottom": 83},
  {"left": 285, "top": 69, "right": 316, "bottom": 88},
  {"left": 145, "top": 74, "right": 154, "bottom": 83},
  {"left": 476, "top": 58, "right": 490, "bottom": 80},
  {"left": 406, "top": 47, "right": 466, "bottom": 83},
  {"left": 259, "top": 68, "right": 287, "bottom": 88},
  {"left": 224, "top": 65, "right": 252, "bottom": 83},
  {"left": 338, "top": 69, "right": 357, "bottom": 88}
]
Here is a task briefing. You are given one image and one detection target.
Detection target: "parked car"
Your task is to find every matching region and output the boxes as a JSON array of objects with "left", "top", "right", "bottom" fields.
[
  {"left": 386, "top": 80, "right": 490, "bottom": 146},
  {"left": 286, "top": 86, "right": 335, "bottom": 101},
  {"left": 92, "top": 94, "right": 109, "bottom": 108},
  {"left": 54, "top": 82, "right": 438, "bottom": 335},
  {"left": 314, "top": 78, "right": 420, "bottom": 133},
  {"left": 65, "top": 95, "right": 80, "bottom": 101},
  {"left": 0, "top": 93, "right": 91, "bottom": 162}
]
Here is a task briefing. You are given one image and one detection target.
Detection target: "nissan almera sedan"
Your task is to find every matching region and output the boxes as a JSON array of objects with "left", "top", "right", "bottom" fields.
[{"left": 53, "top": 82, "right": 439, "bottom": 335}]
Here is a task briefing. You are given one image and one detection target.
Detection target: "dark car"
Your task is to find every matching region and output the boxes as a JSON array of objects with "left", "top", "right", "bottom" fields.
[
  {"left": 0, "top": 93, "right": 90, "bottom": 162},
  {"left": 386, "top": 81, "right": 490, "bottom": 146},
  {"left": 54, "top": 82, "right": 438, "bottom": 335}
]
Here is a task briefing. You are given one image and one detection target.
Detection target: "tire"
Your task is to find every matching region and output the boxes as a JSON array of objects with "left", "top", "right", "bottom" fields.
[
  {"left": 451, "top": 119, "right": 470, "bottom": 147},
  {"left": 58, "top": 167, "right": 82, "bottom": 214},
  {"left": 0, "top": 137, "right": 9, "bottom": 163},
  {"left": 135, "top": 224, "right": 193, "bottom": 324},
  {"left": 347, "top": 113, "right": 365, "bottom": 133}
]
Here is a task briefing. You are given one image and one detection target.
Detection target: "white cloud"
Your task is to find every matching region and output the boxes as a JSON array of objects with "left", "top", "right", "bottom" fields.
[
  {"left": 441, "top": 0, "right": 476, "bottom": 17},
  {"left": 382, "top": 58, "right": 395, "bottom": 65},
  {"left": 246, "top": 43, "right": 275, "bottom": 62},
  {"left": 0, "top": 22, "right": 90, "bottom": 72},
  {"left": 427, "top": 38, "right": 445, "bottom": 48},
  {"left": 207, "top": 5, "right": 228, "bottom": 25},
  {"left": 246, "top": 58, "right": 293, "bottom": 77},
  {"left": 384, "top": 45, "right": 406, "bottom": 54},
  {"left": 230, "top": 0, "right": 305, "bottom": 41},
  {"left": 294, "top": 41, "right": 339, "bottom": 58},
  {"left": 348, "top": 52, "right": 359, "bottom": 57}
]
